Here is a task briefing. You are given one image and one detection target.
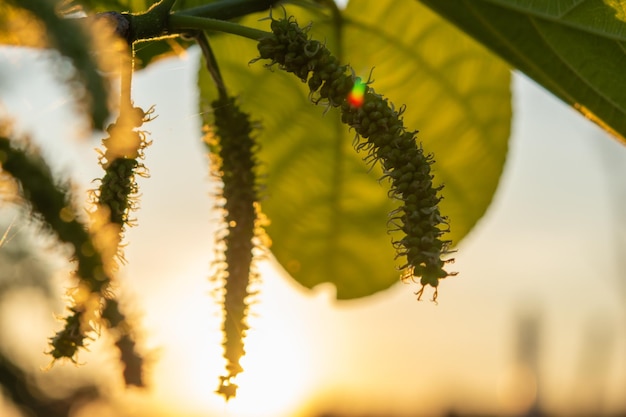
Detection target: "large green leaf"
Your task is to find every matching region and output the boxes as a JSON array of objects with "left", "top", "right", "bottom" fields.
[
  {"left": 199, "top": 0, "right": 511, "bottom": 299},
  {"left": 419, "top": 0, "right": 626, "bottom": 143}
]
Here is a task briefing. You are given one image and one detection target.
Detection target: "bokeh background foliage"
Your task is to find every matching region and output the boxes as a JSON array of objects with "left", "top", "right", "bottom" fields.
[{"left": 199, "top": 0, "right": 511, "bottom": 299}]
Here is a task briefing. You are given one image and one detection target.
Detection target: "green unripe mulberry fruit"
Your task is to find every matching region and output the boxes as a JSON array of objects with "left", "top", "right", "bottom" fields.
[{"left": 257, "top": 17, "right": 455, "bottom": 300}]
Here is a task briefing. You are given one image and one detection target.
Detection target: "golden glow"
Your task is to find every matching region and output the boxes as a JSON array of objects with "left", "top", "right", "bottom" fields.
[
  {"left": 141, "top": 260, "right": 317, "bottom": 417},
  {"left": 0, "top": 4, "right": 47, "bottom": 48},
  {"left": 603, "top": 0, "right": 626, "bottom": 22},
  {"left": 222, "top": 313, "right": 316, "bottom": 417},
  {"left": 86, "top": 16, "right": 130, "bottom": 77},
  {"left": 573, "top": 103, "right": 625, "bottom": 143}
]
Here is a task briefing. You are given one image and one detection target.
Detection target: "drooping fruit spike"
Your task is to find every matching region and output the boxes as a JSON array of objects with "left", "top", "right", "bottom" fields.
[
  {"left": 205, "top": 96, "right": 262, "bottom": 399},
  {"left": 256, "top": 16, "right": 455, "bottom": 299}
]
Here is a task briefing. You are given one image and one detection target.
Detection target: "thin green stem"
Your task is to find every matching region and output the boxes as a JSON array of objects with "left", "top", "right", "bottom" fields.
[
  {"left": 195, "top": 32, "right": 228, "bottom": 99},
  {"left": 168, "top": 14, "right": 269, "bottom": 40},
  {"left": 120, "top": 47, "right": 133, "bottom": 112},
  {"left": 175, "top": 0, "right": 279, "bottom": 19}
]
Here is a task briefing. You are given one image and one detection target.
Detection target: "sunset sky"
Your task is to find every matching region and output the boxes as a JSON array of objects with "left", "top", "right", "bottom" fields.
[{"left": 1, "top": 6, "right": 626, "bottom": 417}]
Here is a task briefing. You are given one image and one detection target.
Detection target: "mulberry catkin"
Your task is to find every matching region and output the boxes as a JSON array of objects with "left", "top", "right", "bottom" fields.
[
  {"left": 207, "top": 96, "right": 261, "bottom": 399},
  {"left": 256, "top": 17, "right": 454, "bottom": 299},
  {"left": 90, "top": 105, "right": 151, "bottom": 386}
]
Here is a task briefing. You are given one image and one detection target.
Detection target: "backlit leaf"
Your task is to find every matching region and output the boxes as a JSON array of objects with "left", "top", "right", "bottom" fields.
[{"left": 198, "top": 0, "right": 511, "bottom": 299}]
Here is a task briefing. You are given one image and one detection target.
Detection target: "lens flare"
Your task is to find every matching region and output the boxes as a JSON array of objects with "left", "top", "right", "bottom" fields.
[{"left": 347, "top": 77, "right": 366, "bottom": 107}]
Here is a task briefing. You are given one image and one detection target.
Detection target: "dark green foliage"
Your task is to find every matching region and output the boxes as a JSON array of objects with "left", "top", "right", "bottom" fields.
[
  {"left": 419, "top": 0, "right": 626, "bottom": 143},
  {"left": 256, "top": 17, "right": 454, "bottom": 299},
  {"left": 208, "top": 95, "right": 259, "bottom": 400}
]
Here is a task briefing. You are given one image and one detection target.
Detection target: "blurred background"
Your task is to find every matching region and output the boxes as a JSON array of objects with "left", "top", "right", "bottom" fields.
[{"left": 1, "top": 17, "right": 626, "bottom": 417}]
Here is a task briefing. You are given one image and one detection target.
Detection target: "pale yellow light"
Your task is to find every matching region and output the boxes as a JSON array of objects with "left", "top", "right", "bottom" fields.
[
  {"left": 139, "top": 260, "right": 318, "bottom": 417},
  {"left": 223, "top": 314, "right": 316, "bottom": 417},
  {"left": 603, "top": 0, "right": 626, "bottom": 22}
]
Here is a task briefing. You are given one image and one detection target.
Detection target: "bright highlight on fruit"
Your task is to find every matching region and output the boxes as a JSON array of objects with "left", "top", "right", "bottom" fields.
[{"left": 348, "top": 77, "right": 366, "bottom": 107}]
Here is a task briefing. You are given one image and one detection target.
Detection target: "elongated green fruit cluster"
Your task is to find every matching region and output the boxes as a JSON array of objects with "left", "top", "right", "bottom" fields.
[
  {"left": 257, "top": 17, "right": 454, "bottom": 299},
  {"left": 96, "top": 106, "right": 150, "bottom": 239},
  {"left": 93, "top": 106, "right": 151, "bottom": 386},
  {"left": 206, "top": 96, "right": 260, "bottom": 399},
  {"left": 257, "top": 18, "right": 353, "bottom": 106},
  {"left": 98, "top": 158, "right": 139, "bottom": 225}
]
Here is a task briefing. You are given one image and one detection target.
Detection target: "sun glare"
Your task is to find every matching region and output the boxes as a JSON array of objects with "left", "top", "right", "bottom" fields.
[
  {"left": 223, "top": 312, "right": 316, "bottom": 417},
  {"left": 143, "top": 260, "right": 318, "bottom": 417}
]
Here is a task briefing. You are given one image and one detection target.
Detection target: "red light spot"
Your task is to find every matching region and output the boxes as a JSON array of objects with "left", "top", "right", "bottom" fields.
[
  {"left": 348, "top": 93, "right": 364, "bottom": 107},
  {"left": 347, "top": 77, "right": 367, "bottom": 107}
]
